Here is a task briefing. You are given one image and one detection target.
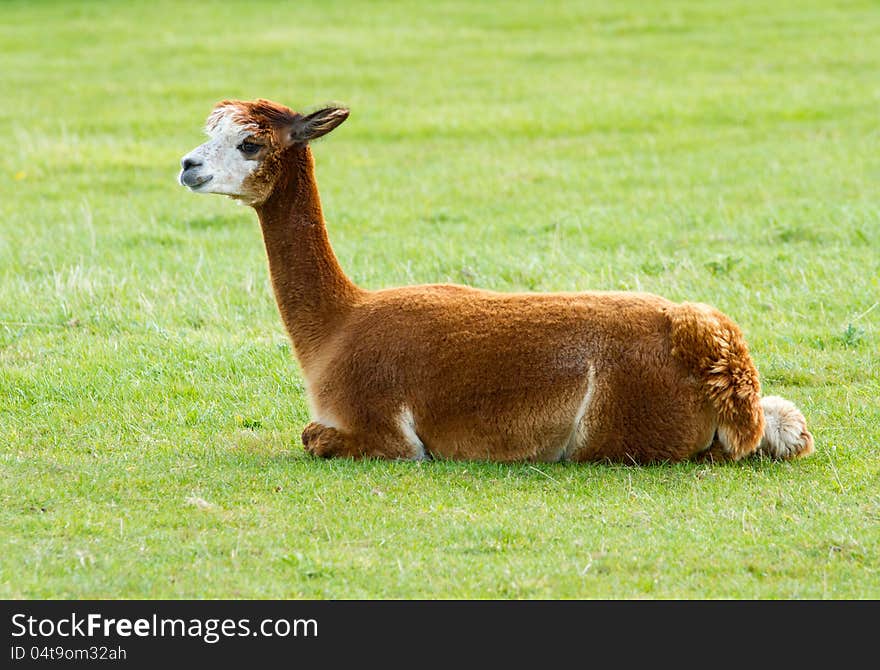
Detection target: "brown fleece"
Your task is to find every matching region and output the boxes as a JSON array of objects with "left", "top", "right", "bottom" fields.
[{"left": 195, "top": 99, "right": 812, "bottom": 464}]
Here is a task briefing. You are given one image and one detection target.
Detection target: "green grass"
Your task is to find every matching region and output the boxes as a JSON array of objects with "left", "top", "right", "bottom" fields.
[{"left": 1, "top": 0, "right": 878, "bottom": 599}]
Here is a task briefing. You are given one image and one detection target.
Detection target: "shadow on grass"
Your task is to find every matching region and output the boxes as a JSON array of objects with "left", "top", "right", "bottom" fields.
[{"left": 218, "top": 443, "right": 790, "bottom": 484}]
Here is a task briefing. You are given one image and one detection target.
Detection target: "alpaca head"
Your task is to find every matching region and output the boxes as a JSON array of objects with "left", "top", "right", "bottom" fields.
[{"left": 179, "top": 99, "right": 349, "bottom": 206}]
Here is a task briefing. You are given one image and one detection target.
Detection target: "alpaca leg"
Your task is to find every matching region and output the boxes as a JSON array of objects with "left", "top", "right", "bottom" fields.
[
  {"left": 301, "top": 422, "right": 425, "bottom": 460},
  {"left": 695, "top": 437, "right": 737, "bottom": 463}
]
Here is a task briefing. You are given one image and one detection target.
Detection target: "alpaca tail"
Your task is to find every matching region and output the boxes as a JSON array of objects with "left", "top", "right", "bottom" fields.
[
  {"left": 757, "top": 395, "right": 814, "bottom": 459},
  {"left": 667, "top": 302, "right": 814, "bottom": 461}
]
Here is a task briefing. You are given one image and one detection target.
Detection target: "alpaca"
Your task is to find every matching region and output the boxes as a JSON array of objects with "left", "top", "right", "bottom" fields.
[{"left": 179, "top": 98, "right": 814, "bottom": 464}]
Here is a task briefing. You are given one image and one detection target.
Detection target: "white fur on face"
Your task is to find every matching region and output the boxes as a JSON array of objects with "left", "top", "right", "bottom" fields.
[{"left": 179, "top": 107, "right": 260, "bottom": 200}]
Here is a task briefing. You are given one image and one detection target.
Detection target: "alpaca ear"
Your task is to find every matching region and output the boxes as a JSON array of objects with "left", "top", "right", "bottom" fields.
[{"left": 288, "top": 106, "right": 350, "bottom": 144}]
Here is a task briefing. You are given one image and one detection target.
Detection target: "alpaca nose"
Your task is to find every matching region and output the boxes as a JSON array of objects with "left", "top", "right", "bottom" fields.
[{"left": 181, "top": 157, "right": 202, "bottom": 171}]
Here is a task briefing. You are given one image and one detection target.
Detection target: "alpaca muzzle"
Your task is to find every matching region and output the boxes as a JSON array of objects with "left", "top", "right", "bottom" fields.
[{"left": 180, "top": 170, "right": 213, "bottom": 189}]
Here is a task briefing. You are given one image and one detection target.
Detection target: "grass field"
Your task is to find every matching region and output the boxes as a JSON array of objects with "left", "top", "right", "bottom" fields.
[{"left": 1, "top": 0, "right": 878, "bottom": 599}]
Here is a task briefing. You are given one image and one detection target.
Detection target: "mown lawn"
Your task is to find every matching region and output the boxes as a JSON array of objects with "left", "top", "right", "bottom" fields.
[{"left": 0, "top": 0, "right": 878, "bottom": 598}]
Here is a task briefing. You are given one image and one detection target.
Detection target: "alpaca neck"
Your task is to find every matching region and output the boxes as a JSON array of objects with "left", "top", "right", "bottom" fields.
[{"left": 254, "top": 146, "right": 360, "bottom": 365}]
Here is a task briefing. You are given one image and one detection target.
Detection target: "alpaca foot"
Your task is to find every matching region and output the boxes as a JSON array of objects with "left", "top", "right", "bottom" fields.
[
  {"left": 302, "top": 422, "right": 355, "bottom": 458},
  {"left": 757, "top": 396, "right": 814, "bottom": 459},
  {"left": 301, "top": 421, "right": 427, "bottom": 460},
  {"left": 695, "top": 439, "right": 736, "bottom": 464}
]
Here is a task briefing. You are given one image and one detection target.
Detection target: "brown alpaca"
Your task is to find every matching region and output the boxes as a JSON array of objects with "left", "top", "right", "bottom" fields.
[{"left": 179, "top": 98, "right": 814, "bottom": 464}]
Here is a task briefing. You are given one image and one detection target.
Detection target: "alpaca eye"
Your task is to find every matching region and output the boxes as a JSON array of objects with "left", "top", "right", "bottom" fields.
[{"left": 237, "top": 140, "right": 261, "bottom": 155}]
